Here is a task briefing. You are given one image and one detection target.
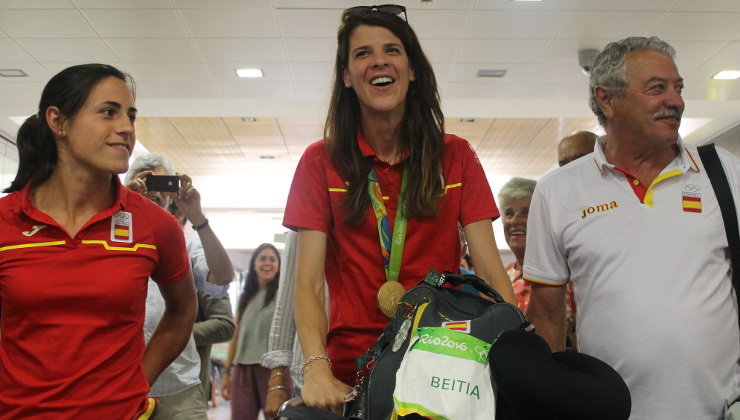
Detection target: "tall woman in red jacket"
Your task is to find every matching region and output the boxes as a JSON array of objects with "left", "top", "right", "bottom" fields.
[
  {"left": 0, "top": 64, "right": 196, "bottom": 419},
  {"left": 283, "top": 5, "right": 516, "bottom": 413}
]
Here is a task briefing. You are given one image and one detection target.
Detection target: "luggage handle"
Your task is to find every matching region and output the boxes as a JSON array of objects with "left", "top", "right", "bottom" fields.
[{"left": 428, "top": 270, "right": 506, "bottom": 304}]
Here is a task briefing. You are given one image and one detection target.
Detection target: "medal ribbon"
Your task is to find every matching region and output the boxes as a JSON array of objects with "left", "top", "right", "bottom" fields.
[{"left": 368, "top": 166, "right": 408, "bottom": 282}]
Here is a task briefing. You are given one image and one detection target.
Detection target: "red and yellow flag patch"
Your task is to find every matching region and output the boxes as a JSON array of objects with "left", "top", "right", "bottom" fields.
[{"left": 442, "top": 320, "right": 471, "bottom": 334}]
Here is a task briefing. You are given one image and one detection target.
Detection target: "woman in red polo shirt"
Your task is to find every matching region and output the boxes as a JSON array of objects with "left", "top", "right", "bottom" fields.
[
  {"left": 0, "top": 64, "right": 196, "bottom": 419},
  {"left": 283, "top": 5, "right": 516, "bottom": 413}
]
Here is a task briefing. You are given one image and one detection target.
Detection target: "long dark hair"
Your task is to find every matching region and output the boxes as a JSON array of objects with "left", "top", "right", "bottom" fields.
[
  {"left": 236, "top": 243, "right": 281, "bottom": 321},
  {"left": 325, "top": 9, "right": 444, "bottom": 224},
  {"left": 4, "top": 63, "right": 134, "bottom": 193}
]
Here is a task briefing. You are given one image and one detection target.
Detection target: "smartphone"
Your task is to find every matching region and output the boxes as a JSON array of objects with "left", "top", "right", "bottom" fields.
[{"left": 145, "top": 174, "right": 180, "bottom": 192}]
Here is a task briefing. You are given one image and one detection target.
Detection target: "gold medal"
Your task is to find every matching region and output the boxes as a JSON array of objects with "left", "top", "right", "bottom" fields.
[{"left": 377, "top": 281, "right": 406, "bottom": 318}]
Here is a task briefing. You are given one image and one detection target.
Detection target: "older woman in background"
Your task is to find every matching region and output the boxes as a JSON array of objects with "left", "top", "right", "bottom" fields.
[{"left": 498, "top": 177, "right": 576, "bottom": 348}]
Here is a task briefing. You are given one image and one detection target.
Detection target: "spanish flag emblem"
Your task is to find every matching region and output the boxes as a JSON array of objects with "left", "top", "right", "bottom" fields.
[
  {"left": 111, "top": 211, "right": 133, "bottom": 243},
  {"left": 442, "top": 320, "right": 471, "bottom": 334},
  {"left": 682, "top": 192, "right": 701, "bottom": 213}
]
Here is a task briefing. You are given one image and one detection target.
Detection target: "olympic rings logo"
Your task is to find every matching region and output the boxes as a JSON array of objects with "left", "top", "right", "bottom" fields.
[{"left": 681, "top": 183, "right": 700, "bottom": 192}]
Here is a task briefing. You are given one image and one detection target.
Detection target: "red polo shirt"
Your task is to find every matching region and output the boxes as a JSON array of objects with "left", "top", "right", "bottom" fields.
[
  {"left": 284, "top": 133, "right": 498, "bottom": 384},
  {"left": 0, "top": 179, "right": 190, "bottom": 419}
]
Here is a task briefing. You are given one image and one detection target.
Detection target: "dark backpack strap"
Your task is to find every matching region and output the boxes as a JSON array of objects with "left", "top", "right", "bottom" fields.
[{"left": 697, "top": 144, "right": 740, "bottom": 325}]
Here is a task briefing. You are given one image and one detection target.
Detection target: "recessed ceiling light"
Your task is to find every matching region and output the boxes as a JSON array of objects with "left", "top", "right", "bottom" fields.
[
  {"left": 236, "top": 68, "right": 263, "bottom": 78},
  {"left": 0, "top": 69, "right": 28, "bottom": 77},
  {"left": 712, "top": 70, "right": 740, "bottom": 80},
  {"left": 477, "top": 69, "right": 507, "bottom": 78}
]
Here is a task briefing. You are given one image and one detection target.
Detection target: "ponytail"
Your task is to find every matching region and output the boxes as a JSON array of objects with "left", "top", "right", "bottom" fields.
[{"left": 3, "top": 114, "right": 57, "bottom": 193}]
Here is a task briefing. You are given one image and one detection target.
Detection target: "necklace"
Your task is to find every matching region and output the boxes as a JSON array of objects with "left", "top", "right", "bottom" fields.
[{"left": 376, "top": 151, "right": 400, "bottom": 165}]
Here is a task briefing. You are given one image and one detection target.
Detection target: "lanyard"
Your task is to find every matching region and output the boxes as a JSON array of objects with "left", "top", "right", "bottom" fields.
[{"left": 368, "top": 166, "right": 408, "bottom": 283}]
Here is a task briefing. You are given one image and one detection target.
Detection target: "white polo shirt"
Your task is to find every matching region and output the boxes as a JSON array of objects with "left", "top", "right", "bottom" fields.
[{"left": 524, "top": 136, "right": 740, "bottom": 420}]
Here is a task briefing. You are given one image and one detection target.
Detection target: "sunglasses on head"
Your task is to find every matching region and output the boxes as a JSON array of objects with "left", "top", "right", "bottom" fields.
[{"left": 343, "top": 4, "right": 408, "bottom": 23}]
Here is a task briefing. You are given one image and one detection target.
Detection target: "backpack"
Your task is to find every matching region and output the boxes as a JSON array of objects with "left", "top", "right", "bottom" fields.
[{"left": 344, "top": 270, "right": 531, "bottom": 420}]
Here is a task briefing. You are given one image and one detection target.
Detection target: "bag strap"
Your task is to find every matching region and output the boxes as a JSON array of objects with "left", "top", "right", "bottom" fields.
[
  {"left": 697, "top": 144, "right": 740, "bottom": 326},
  {"left": 424, "top": 269, "right": 506, "bottom": 303}
]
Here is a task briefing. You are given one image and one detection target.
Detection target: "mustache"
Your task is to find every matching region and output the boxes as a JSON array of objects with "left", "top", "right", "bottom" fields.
[{"left": 652, "top": 108, "right": 682, "bottom": 120}]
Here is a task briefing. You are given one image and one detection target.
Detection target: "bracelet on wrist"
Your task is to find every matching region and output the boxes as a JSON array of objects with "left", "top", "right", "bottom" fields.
[
  {"left": 267, "top": 385, "right": 288, "bottom": 393},
  {"left": 301, "top": 355, "right": 332, "bottom": 376},
  {"left": 270, "top": 371, "right": 284, "bottom": 379},
  {"left": 192, "top": 218, "right": 209, "bottom": 231}
]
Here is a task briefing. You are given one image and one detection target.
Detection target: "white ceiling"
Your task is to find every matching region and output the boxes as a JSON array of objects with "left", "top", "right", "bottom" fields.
[{"left": 0, "top": 0, "right": 739, "bottom": 249}]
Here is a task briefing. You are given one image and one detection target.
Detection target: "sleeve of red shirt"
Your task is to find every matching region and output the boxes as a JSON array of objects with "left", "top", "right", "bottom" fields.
[
  {"left": 283, "top": 141, "right": 332, "bottom": 233},
  {"left": 454, "top": 136, "right": 500, "bottom": 226},
  {"left": 150, "top": 210, "right": 191, "bottom": 285}
]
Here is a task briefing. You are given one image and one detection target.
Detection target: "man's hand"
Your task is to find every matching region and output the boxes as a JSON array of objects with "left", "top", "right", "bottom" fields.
[{"left": 125, "top": 170, "right": 151, "bottom": 195}]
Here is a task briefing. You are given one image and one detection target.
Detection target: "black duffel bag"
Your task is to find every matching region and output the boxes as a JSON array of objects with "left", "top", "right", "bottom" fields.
[{"left": 343, "top": 270, "right": 529, "bottom": 420}]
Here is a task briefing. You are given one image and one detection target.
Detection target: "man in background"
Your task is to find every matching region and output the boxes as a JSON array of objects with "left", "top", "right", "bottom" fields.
[{"left": 557, "top": 130, "right": 597, "bottom": 167}]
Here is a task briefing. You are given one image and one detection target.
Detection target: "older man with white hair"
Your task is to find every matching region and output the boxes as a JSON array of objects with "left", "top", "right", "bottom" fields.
[{"left": 524, "top": 36, "right": 740, "bottom": 419}]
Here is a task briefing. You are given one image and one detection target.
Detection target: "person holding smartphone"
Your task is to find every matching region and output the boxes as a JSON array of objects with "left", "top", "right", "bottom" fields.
[
  {"left": 283, "top": 5, "right": 516, "bottom": 413},
  {"left": 125, "top": 153, "right": 234, "bottom": 419},
  {"left": 0, "top": 64, "right": 196, "bottom": 419}
]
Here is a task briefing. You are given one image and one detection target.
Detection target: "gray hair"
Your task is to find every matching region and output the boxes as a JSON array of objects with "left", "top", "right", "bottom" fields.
[
  {"left": 124, "top": 152, "right": 173, "bottom": 183},
  {"left": 589, "top": 36, "right": 676, "bottom": 124},
  {"left": 498, "top": 177, "right": 537, "bottom": 208}
]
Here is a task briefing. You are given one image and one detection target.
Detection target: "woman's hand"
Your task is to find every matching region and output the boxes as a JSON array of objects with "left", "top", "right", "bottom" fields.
[
  {"left": 220, "top": 371, "right": 232, "bottom": 401},
  {"left": 301, "top": 363, "right": 353, "bottom": 414}
]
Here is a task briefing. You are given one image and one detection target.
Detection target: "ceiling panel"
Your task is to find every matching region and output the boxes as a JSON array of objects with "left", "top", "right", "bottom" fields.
[
  {"left": 293, "top": 82, "right": 332, "bottom": 100},
  {"left": 194, "top": 38, "right": 286, "bottom": 62},
  {"left": 73, "top": 0, "right": 173, "bottom": 8},
  {"left": 672, "top": 0, "right": 740, "bottom": 12},
  {"left": 134, "top": 82, "right": 224, "bottom": 99},
  {"left": 125, "top": 62, "right": 216, "bottom": 82},
  {"left": 215, "top": 82, "right": 296, "bottom": 99},
  {"left": 464, "top": 11, "right": 567, "bottom": 39},
  {"left": 288, "top": 62, "right": 334, "bottom": 82},
  {"left": 82, "top": 9, "right": 189, "bottom": 38},
  {"left": 16, "top": 38, "right": 118, "bottom": 62},
  {"left": 556, "top": 11, "right": 665, "bottom": 40},
  {"left": 0, "top": 10, "right": 96, "bottom": 38},
  {"left": 570, "top": 0, "right": 675, "bottom": 12},
  {"left": 404, "top": 10, "right": 470, "bottom": 39},
  {"left": 458, "top": 39, "right": 550, "bottom": 63},
  {"left": 0, "top": 0, "right": 74, "bottom": 8},
  {"left": 277, "top": 9, "right": 342, "bottom": 38},
  {"left": 0, "top": 39, "right": 35, "bottom": 61},
  {"left": 180, "top": 8, "right": 280, "bottom": 38},
  {"left": 476, "top": 0, "right": 575, "bottom": 10},
  {"left": 652, "top": 12, "right": 740, "bottom": 41},
  {"left": 107, "top": 38, "right": 203, "bottom": 62}
]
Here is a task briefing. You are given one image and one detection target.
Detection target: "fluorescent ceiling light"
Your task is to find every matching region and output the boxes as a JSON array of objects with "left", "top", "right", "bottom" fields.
[
  {"left": 477, "top": 69, "right": 507, "bottom": 78},
  {"left": 236, "top": 68, "right": 263, "bottom": 78},
  {"left": 0, "top": 69, "right": 28, "bottom": 77},
  {"left": 712, "top": 70, "right": 740, "bottom": 80}
]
